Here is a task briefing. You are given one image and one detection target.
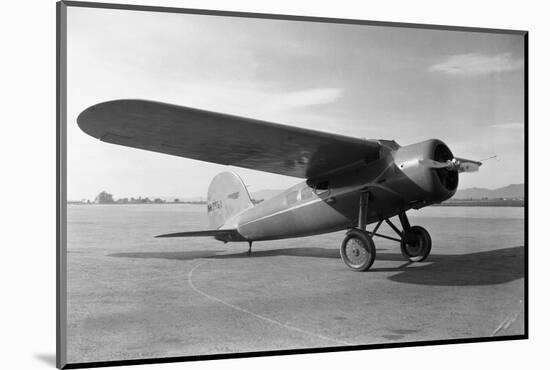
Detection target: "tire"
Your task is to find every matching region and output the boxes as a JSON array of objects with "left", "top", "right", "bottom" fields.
[
  {"left": 400, "top": 225, "right": 432, "bottom": 262},
  {"left": 340, "top": 229, "right": 376, "bottom": 271}
]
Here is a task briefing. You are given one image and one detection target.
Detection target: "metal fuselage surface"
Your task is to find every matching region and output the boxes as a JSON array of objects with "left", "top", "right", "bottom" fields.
[{"left": 221, "top": 139, "right": 458, "bottom": 242}]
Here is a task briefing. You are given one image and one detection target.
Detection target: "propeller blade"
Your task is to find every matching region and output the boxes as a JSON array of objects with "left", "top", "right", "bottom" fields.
[
  {"left": 418, "top": 157, "right": 482, "bottom": 173},
  {"left": 455, "top": 157, "right": 482, "bottom": 173},
  {"left": 418, "top": 159, "right": 450, "bottom": 169}
]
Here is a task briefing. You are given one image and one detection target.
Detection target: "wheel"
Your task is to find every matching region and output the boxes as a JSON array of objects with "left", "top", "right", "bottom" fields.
[
  {"left": 400, "top": 225, "right": 432, "bottom": 262},
  {"left": 340, "top": 229, "right": 376, "bottom": 271}
]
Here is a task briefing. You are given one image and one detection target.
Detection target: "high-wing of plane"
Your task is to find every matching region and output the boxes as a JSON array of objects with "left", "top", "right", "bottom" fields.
[{"left": 77, "top": 99, "right": 482, "bottom": 271}]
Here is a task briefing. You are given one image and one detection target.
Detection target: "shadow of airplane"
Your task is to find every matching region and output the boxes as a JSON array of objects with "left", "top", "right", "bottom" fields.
[
  {"left": 375, "top": 246, "right": 524, "bottom": 286},
  {"left": 109, "top": 245, "right": 524, "bottom": 287}
]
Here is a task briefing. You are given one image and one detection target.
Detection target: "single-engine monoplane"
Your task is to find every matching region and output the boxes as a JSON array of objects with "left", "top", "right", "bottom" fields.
[{"left": 78, "top": 100, "right": 482, "bottom": 271}]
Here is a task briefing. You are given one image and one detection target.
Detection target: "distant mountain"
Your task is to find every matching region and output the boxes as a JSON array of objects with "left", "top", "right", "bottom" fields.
[{"left": 453, "top": 184, "right": 524, "bottom": 200}]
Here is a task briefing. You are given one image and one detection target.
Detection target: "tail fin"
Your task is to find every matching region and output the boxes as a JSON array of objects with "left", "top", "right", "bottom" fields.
[{"left": 207, "top": 172, "right": 253, "bottom": 229}]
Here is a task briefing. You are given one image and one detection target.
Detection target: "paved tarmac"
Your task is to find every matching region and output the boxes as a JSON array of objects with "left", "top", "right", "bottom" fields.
[{"left": 66, "top": 205, "right": 524, "bottom": 363}]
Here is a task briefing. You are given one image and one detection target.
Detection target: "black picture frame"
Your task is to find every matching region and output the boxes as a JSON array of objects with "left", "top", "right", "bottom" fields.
[{"left": 57, "top": 1, "right": 528, "bottom": 368}]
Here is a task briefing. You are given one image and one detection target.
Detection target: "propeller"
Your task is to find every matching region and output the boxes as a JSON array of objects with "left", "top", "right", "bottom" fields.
[{"left": 419, "top": 157, "right": 483, "bottom": 173}]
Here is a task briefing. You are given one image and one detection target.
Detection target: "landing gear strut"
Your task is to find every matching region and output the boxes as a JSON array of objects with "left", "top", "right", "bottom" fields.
[
  {"left": 247, "top": 241, "right": 252, "bottom": 256},
  {"left": 340, "top": 190, "right": 376, "bottom": 271},
  {"left": 340, "top": 190, "right": 432, "bottom": 271},
  {"left": 391, "top": 213, "right": 432, "bottom": 262}
]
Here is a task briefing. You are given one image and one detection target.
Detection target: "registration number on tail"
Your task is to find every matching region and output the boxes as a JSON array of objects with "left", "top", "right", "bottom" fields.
[{"left": 207, "top": 200, "right": 223, "bottom": 213}]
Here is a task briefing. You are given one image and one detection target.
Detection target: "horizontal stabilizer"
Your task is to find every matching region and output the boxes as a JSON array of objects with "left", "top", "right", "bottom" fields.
[{"left": 155, "top": 229, "right": 245, "bottom": 242}]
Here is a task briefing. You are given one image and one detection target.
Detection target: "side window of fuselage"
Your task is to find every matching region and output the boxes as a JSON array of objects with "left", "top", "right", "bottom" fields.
[{"left": 300, "top": 186, "right": 314, "bottom": 201}]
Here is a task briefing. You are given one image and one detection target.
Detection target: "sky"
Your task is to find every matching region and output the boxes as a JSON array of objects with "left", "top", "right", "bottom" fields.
[{"left": 67, "top": 7, "right": 525, "bottom": 201}]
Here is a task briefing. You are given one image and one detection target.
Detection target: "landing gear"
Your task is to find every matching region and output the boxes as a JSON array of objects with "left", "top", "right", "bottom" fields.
[
  {"left": 400, "top": 226, "right": 431, "bottom": 262},
  {"left": 340, "top": 229, "right": 376, "bottom": 271},
  {"left": 370, "top": 212, "right": 433, "bottom": 263},
  {"left": 339, "top": 189, "right": 432, "bottom": 271},
  {"left": 247, "top": 241, "right": 252, "bottom": 256},
  {"left": 340, "top": 190, "right": 376, "bottom": 271}
]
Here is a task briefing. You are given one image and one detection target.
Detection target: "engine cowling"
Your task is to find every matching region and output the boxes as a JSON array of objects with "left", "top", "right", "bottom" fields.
[{"left": 392, "top": 139, "right": 458, "bottom": 204}]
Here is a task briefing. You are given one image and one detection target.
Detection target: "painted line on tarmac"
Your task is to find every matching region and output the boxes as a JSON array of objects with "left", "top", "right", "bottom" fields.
[
  {"left": 491, "top": 300, "right": 523, "bottom": 336},
  {"left": 188, "top": 260, "right": 353, "bottom": 346}
]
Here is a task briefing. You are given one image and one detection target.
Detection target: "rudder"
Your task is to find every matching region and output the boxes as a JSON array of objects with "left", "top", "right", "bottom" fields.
[{"left": 207, "top": 172, "right": 253, "bottom": 229}]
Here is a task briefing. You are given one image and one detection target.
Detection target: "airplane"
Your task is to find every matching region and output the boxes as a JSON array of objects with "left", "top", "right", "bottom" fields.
[{"left": 77, "top": 99, "right": 482, "bottom": 271}]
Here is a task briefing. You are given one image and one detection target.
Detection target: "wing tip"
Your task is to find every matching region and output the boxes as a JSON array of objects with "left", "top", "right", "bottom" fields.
[{"left": 76, "top": 99, "right": 155, "bottom": 139}]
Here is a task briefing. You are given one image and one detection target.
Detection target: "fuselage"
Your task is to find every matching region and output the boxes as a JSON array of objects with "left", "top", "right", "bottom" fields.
[{"left": 221, "top": 139, "right": 458, "bottom": 241}]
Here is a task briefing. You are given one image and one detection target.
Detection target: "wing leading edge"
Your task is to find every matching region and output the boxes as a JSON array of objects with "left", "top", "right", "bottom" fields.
[{"left": 77, "top": 99, "right": 381, "bottom": 179}]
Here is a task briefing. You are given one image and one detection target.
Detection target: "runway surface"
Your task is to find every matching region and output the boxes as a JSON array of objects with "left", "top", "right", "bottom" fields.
[{"left": 66, "top": 205, "right": 525, "bottom": 363}]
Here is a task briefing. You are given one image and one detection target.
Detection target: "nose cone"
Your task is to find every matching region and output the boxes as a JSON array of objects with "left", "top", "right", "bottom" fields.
[
  {"left": 432, "top": 141, "right": 459, "bottom": 194},
  {"left": 393, "top": 139, "right": 458, "bottom": 204}
]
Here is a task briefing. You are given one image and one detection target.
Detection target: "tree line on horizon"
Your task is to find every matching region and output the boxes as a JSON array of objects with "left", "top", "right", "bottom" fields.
[
  {"left": 75, "top": 191, "right": 205, "bottom": 204},
  {"left": 69, "top": 191, "right": 265, "bottom": 205}
]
